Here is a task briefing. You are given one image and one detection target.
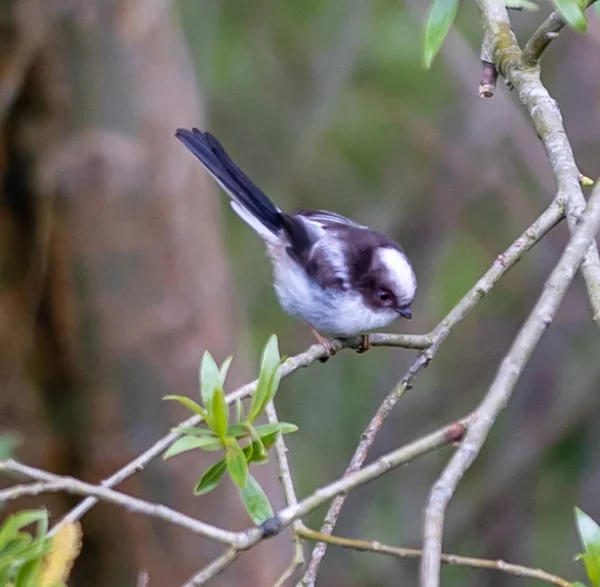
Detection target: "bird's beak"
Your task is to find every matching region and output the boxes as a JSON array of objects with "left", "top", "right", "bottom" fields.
[{"left": 398, "top": 305, "right": 412, "bottom": 319}]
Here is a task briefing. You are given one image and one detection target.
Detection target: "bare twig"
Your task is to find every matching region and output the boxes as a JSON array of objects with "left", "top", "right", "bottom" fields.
[
  {"left": 265, "top": 402, "right": 305, "bottom": 587},
  {"left": 277, "top": 416, "right": 471, "bottom": 528},
  {"left": 297, "top": 526, "right": 572, "bottom": 587},
  {"left": 476, "top": 0, "right": 600, "bottom": 327},
  {"left": 0, "top": 460, "right": 239, "bottom": 545},
  {"left": 522, "top": 0, "right": 599, "bottom": 67},
  {"left": 49, "top": 333, "right": 428, "bottom": 536},
  {"left": 420, "top": 182, "right": 600, "bottom": 587},
  {"left": 300, "top": 199, "right": 563, "bottom": 586}
]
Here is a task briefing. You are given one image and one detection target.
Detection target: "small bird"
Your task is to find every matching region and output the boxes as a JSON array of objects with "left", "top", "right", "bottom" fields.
[{"left": 175, "top": 128, "right": 416, "bottom": 356}]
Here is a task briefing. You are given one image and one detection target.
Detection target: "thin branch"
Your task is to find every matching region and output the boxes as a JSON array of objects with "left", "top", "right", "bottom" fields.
[
  {"left": 182, "top": 548, "right": 238, "bottom": 587},
  {"left": 0, "top": 460, "right": 238, "bottom": 546},
  {"left": 265, "top": 402, "right": 305, "bottom": 587},
  {"left": 297, "top": 526, "right": 573, "bottom": 587},
  {"left": 278, "top": 416, "right": 470, "bottom": 529},
  {"left": 179, "top": 418, "right": 470, "bottom": 585},
  {"left": 299, "top": 199, "right": 563, "bottom": 586},
  {"left": 420, "top": 182, "right": 600, "bottom": 587},
  {"left": 49, "top": 333, "right": 427, "bottom": 536},
  {"left": 476, "top": 0, "right": 600, "bottom": 328},
  {"left": 522, "top": 0, "right": 599, "bottom": 67}
]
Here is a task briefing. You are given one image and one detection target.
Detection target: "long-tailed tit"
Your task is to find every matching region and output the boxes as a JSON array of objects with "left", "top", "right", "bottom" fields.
[{"left": 175, "top": 128, "right": 416, "bottom": 356}]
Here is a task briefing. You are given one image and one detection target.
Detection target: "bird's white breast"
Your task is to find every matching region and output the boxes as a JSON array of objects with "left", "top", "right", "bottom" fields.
[{"left": 267, "top": 243, "right": 398, "bottom": 337}]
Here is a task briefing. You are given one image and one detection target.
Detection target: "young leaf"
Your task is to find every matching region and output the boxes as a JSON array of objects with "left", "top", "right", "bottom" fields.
[
  {"left": 172, "top": 426, "right": 216, "bottom": 437},
  {"left": 226, "top": 424, "right": 250, "bottom": 438},
  {"left": 254, "top": 422, "right": 298, "bottom": 438},
  {"left": 200, "top": 351, "right": 221, "bottom": 408},
  {"left": 163, "top": 436, "right": 223, "bottom": 459},
  {"left": 239, "top": 475, "right": 274, "bottom": 525},
  {"left": 578, "top": 553, "right": 600, "bottom": 587},
  {"left": 163, "top": 395, "right": 209, "bottom": 422},
  {"left": 575, "top": 508, "right": 600, "bottom": 552},
  {"left": 248, "top": 336, "right": 281, "bottom": 422},
  {"left": 211, "top": 390, "right": 229, "bottom": 440},
  {"left": 195, "top": 460, "right": 227, "bottom": 495},
  {"left": 226, "top": 441, "right": 248, "bottom": 488},
  {"left": 0, "top": 511, "right": 48, "bottom": 551},
  {"left": 422, "top": 0, "right": 460, "bottom": 69},
  {"left": 245, "top": 423, "right": 267, "bottom": 461},
  {"left": 553, "top": 0, "right": 587, "bottom": 32},
  {"left": 220, "top": 356, "right": 233, "bottom": 384}
]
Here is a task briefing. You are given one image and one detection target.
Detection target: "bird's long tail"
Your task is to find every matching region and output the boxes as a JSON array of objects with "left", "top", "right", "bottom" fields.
[{"left": 175, "top": 128, "right": 282, "bottom": 239}]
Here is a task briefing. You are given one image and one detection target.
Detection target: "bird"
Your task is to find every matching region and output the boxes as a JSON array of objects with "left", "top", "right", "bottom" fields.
[{"left": 175, "top": 128, "right": 416, "bottom": 357}]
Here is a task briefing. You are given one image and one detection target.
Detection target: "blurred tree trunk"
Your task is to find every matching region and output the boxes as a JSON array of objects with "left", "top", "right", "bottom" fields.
[{"left": 0, "top": 1, "right": 283, "bottom": 585}]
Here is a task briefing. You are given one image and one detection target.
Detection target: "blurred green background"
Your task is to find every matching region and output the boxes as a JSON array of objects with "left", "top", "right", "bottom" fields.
[{"left": 1, "top": 1, "right": 599, "bottom": 585}]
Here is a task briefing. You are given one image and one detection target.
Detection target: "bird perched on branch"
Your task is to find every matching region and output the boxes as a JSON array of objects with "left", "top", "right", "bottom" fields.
[{"left": 175, "top": 128, "right": 416, "bottom": 357}]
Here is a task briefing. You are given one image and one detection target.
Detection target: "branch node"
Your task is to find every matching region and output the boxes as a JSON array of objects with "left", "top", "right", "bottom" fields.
[
  {"left": 261, "top": 516, "right": 283, "bottom": 539},
  {"left": 479, "top": 61, "right": 498, "bottom": 98}
]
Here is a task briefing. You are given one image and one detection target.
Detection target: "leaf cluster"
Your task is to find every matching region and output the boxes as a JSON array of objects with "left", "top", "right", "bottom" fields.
[{"left": 164, "top": 335, "right": 297, "bottom": 524}]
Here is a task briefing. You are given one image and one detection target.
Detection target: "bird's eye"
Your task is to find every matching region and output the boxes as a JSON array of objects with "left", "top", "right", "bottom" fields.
[{"left": 378, "top": 290, "right": 393, "bottom": 305}]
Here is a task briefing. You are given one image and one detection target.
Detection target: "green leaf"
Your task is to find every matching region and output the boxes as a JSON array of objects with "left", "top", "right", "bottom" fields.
[
  {"left": 553, "top": 0, "right": 587, "bottom": 32},
  {"left": 194, "top": 460, "right": 227, "bottom": 495},
  {"left": 422, "top": 0, "right": 459, "bottom": 68},
  {"left": 163, "top": 436, "right": 223, "bottom": 459},
  {"left": 575, "top": 508, "right": 600, "bottom": 587},
  {"left": 163, "top": 395, "right": 209, "bottom": 422},
  {"left": 220, "top": 356, "right": 233, "bottom": 383},
  {"left": 579, "top": 553, "right": 600, "bottom": 586},
  {"left": 239, "top": 475, "right": 274, "bottom": 525},
  {"left": 245, "top": 423, "right": 267, "bottom": 461},
  {"left": 226, "top": 441, "right": 248, "bottom": 488},
  {"left": 172, "top": 426, "right": 216, "bottom": 437},
  {"left": 226, "top": 424, "right": 250, "bottom": 438},
  {"left": 576, "top": 508, "right": 600, "bottom": 551},
  {"left": 254, "top": 422, "right": 298, "bottom": 438},
  {"left": 211, "top": 389, "right": 229, "bottom": 440},
  {"left": 248, "top": 336, "right": 281, "bottom": 422},
  {"left": 200, "top": 351, "right": 221, "bottom": 408},
  {"left": 573, "top": 582, "right": 588, "bottom": 587}
]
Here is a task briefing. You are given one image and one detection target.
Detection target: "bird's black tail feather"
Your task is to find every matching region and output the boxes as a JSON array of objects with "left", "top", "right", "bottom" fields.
[{"left": 175, "top": 128, "right": 282, "bottom": 235}]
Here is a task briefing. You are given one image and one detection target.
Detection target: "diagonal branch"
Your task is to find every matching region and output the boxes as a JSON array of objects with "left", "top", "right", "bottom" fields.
[
  {"left": 420, "top": 181, "right": 600, "bottom": 587},
  {"left": 299, "top": 199, "right": 563, "bottom": 586},
  {"left": 476, "top": 0, "right": 600, "bottom": 328}
]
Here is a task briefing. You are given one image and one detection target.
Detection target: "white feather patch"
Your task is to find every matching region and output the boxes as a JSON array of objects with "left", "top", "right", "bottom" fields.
[
  {"left": 230, "top": 201, "right": 279, "bottom": 243},
  {"left": 378, "top": 247, "right": 417, "bottom": 303}
]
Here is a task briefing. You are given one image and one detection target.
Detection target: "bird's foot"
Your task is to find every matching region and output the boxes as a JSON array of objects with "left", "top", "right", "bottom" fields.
[
  {"left": 356, "top": 334, "right": 371, "bottom": 354},
  {"left": 308, "top": 325, "right": 338, "bottom": 362}
]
